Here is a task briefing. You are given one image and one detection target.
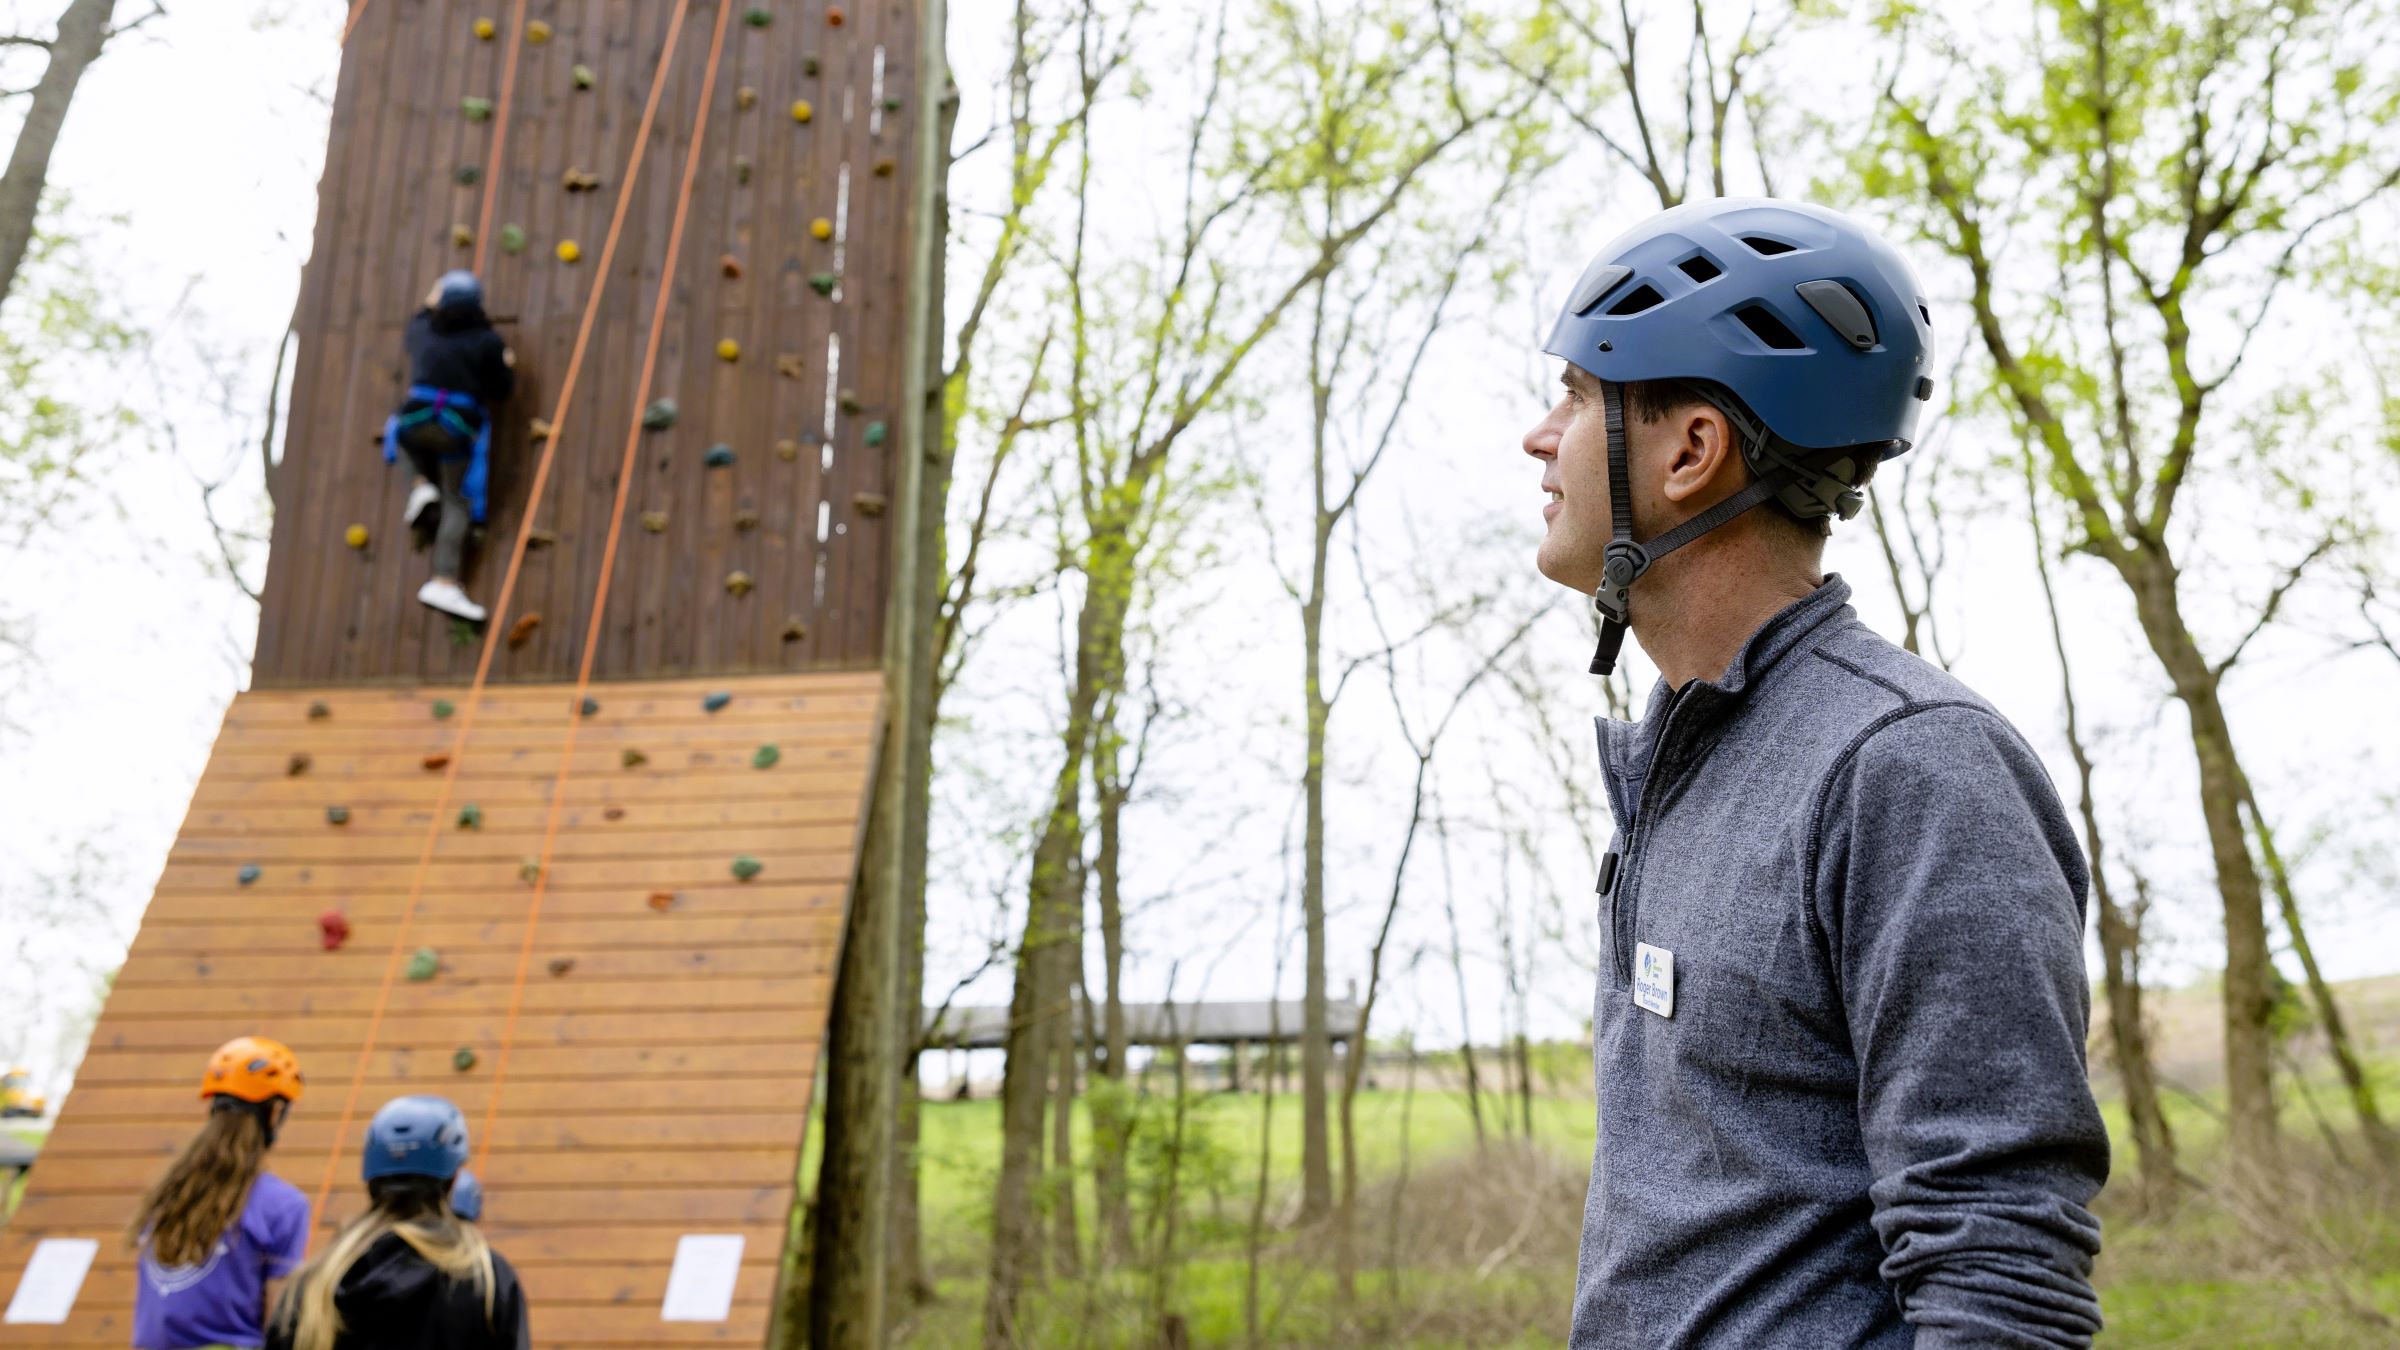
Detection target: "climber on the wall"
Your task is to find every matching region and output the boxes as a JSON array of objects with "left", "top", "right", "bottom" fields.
[{"left": 386, "top": 270, "right": 514, "bottom": 623}]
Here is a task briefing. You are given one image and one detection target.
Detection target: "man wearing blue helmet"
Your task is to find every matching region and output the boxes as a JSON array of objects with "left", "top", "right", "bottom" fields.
[
  {"left": 385, "top": 271, "right": 515, "bottom": 623},
  {"left": 268, "top": 1096, "right": 528, "bottom": 1350},
  {"left": 1523, "top": 199, "right": 2109, "bottom": 1347}
]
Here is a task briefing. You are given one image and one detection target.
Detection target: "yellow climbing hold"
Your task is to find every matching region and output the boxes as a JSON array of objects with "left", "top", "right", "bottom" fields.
[
  {"left": 810, "top": 217, "right": 833, "bottom": 241},
  {"left": 345, "top": 524, "right": 369, "bottom": 549},
  {"left": 716, "top": 337, "right": 741, "bottom": 362},
  {"left": 525, "top": 19, "right": 552, "bottom": 43},
  {"left": 556, "top": 239, "right": 582, "bottom": 263},
  {"left": 790, "top": 99, "right": 814, "bottom": 123},
  {"left": 473, "top": 17, "right": 495, "bottom": 40}
]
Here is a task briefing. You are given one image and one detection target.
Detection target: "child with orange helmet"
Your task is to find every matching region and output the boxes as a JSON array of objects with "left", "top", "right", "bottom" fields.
[{"left": 127, "top": 1036, "right": 311, "bottom": 1350}]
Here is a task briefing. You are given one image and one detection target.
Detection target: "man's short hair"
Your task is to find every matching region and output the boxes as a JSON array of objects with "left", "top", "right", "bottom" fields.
[{"left": 1618, "top": 378, "right": 1879, "bottom": 538}]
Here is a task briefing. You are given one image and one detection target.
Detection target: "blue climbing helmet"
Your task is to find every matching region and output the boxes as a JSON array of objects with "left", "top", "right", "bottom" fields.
[
  {"left": 433, "top": 269, "right": 483, "bottom": 310},
  {"left": 362, "top": 1094, "right": 470, "bottom": 1182},
  {"left": 1539, "top": 197, "right": 1936, "bottom": 675},
  {"left": 449, "top": 1168, "right": 483, "bottom": 1221}
]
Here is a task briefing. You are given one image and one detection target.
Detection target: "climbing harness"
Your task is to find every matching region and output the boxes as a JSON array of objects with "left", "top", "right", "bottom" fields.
[{"left": 383, "top": 385, "right": 493, "bottom": 523}]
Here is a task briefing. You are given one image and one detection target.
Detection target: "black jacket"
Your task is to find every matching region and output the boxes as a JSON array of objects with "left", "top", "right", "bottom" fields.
[
  {"left": 268, "top": 1233, "right": 530, "bottom": 1350},
  {"left": 403, "top": 303, "right": 514, "bottom": 413}
]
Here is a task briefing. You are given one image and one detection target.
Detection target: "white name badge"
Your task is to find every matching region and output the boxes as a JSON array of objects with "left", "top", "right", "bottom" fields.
[{"left": 1632, "top": 943, "right": 1675, "bottom": 1018}]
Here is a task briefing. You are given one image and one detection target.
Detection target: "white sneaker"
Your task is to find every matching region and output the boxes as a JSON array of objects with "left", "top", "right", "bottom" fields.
[
  {"left": 418, "top": 579, "right": 488, "bottom": 623},
  {"left": 405, "top": 480, "right": 442, "bottom": 527}
]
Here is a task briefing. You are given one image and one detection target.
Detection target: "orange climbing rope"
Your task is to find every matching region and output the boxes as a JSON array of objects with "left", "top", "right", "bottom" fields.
[
  {"left": 303, "top": 1, "right": 703, "bottom": 1242},
  {"left": 338, "top": 0, "right": 371, "bottom": 48},
  {"left": 470, "top": 0, "right": 740, "bottom": 1174},
  {"left": 470, "top": 0, "right": 532, "bottom": 276}
]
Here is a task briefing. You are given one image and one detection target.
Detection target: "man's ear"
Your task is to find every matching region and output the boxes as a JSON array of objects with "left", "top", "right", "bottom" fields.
[{"left": 1658, "top": 403, "right": 1741, "bottom": 507}]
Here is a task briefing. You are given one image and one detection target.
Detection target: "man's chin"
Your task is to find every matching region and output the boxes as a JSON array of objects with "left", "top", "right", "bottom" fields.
[{"left": 1536, "top": 536, "right": 1600, "bottom": 596}]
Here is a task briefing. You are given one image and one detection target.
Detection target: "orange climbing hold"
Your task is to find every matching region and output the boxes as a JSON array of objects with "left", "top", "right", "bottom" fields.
[
  {"left": 720, "top": 254, "right": 744, "bottom": 279},
  {"left": 423, "top": 753, "right": 451, "bottom": 771},
  {"left": 509, "top": 613, "right": 540, "bottom": 645},
  {"left": 827, "top": 6, "right": 845, "bottom": 26}
]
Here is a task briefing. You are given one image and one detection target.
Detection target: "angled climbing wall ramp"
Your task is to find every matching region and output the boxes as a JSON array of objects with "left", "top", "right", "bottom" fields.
[
  {"left": 1, "top": 676, "right": 879, "bottom": 1346},
  {"left": 2, "top": 0, "right": 928, "bottom": 1344}
]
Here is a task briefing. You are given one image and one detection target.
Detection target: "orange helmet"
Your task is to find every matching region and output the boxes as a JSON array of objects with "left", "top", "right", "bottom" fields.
[{"left": 199, "top": 1036, "right": 305, "bottom": 1104}]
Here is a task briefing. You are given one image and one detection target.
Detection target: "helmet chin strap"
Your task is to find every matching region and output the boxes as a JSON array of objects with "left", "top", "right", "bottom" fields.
[{"left": 1586, "top": 383, "right": 1855, "bottom": 678}]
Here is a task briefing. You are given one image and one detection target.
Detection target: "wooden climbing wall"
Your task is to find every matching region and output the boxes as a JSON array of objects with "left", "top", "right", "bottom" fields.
[
  {"left": 0, "top": 673, "right": 881, "bottom": 1346},
  {"left": 251, "top": 0, "right": 923, "bottom": 687}
]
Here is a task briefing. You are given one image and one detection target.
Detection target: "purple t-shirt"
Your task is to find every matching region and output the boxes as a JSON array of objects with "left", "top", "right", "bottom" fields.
[{"left": 132, "top": 1173, "right": 310, "bottom": 1349}]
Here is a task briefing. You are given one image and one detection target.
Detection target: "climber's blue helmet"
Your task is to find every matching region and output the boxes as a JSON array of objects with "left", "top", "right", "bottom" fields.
[
  {"left": 433, "top": 269, "right": 484, "bottom": 310},
  {"left": 362, "top": 1094, "right": 471, "bottom": 1182},
  {"left": 449, "top": 1168, "right": 484, "bottom": 1221},
  {"left": 1538, "top": 198, "right": 1935, "bottom": 675}
]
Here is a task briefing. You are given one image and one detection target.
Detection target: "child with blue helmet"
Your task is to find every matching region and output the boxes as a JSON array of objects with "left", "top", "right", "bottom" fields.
[{"left": 267, "top": 1096, "right": 528, "bottom": 1350}]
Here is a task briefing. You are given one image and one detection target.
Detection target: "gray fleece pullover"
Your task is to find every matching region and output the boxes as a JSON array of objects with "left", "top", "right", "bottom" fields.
[{"left": 1572, "top": 575, "right": 2109, "bottom": 1348}]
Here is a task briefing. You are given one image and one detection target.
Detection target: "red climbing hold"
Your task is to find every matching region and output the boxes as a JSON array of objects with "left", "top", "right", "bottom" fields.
[
  {"left": 827, "top": 5, "right": 846, "bottom": 26},
  {"left": 318, "top": 909, "right": 352, "bottom": 951},
  {"left": 509, "top": 613, "right": 540, "bottom": 646}
]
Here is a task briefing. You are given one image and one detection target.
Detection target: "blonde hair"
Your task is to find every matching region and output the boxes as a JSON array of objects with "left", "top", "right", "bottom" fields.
[
  {"left": 129, "top": 1103, "right": 268, "bottom": 1267},
  {"left": 275, "top": 1176, "right": 495, "bottom": 1350}
]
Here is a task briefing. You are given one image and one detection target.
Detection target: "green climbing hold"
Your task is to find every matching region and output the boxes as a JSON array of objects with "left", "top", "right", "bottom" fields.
[
  {"left": 237, "top": 864, "right": 261, "bottom": 886},
  {"left": 752, "top": 744, "right": 780, "bottom": 770},
  {"left": 449, "top": 618, "right": 478, "bottom": 647},
  {"left": 406, "top": 947, "right": 440, "bottom": 982},
  {"left": 520, "top": 857, "right": 543, "bottom": 884},
  {"left": 462, "top": 96, "right": 494, "bottom": 121},
  {"left": 326, "top": 805, "right": 351, "bottom": 826},
  {"left": 307, "top": 701, "right": 331, "bottom": 720},
  {"left": 580, "top": 696, "right": 600, "bottom": 716},
  {"left": 453, "top": 1047, "right": 478, "bottom": 1072},
  {"left": 622, "top": 747, "right": 648, "bottom": 768},
  {"left": 808, "top": 273, "right": 838, "bottom": 296},
  {"left": 744, "top": 6, "right": 773, "bottom": 26},
  {"left": 456, "top": 164, "right": 481, "bottom": 186},
  {"left": 734, "top": 156, "right": 753, "bottom": 185},
  {"left": 457, "top": 804, "right": 483, "bottom": 830},
  {"left": 704, "top": 444, "right": 736, "bottom": 468},
  {"left": 802, "top": 55, "right": 820, "bottom": 76},
  {"left": 703, "top": 691, "right": 732, "bottom": 713},
  {"left": 731, "top": 855, "right": 764, "bottom": 882},
  {"left": 499, "top": 223, "right": 527, "bottom": 254},
  {"left": 432, "top": 699, "right": 455, "bottom": 720},
  {"left": 642, "top": 399, "right": 678, "bottom": 430},
  {"left": 572, "top": 63, "right": 595, "bottom": 89},
  {"left": 883, "top": 96, "right": 903, "bottom": 112},
  {"left": 863, "top": 420, "right": 888, "bottom": 447}
]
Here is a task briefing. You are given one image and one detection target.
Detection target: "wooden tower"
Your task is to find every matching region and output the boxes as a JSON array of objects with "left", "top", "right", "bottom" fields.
[{"left": 1, "top": 1, "right": 931, "bottom": 1344}]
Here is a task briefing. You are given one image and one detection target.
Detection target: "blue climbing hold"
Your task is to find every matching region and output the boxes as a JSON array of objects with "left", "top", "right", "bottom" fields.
[
  {"left": 580, "top": 696, "right": 600, "bottom": 717},
  {"left": 704, "top": 444, "right": 736, "bottom": 468},
  {"left": 703, "top": 691, "right": 732, "bottom": 713},
  {"left": 237, "top": 864, "right": 261, "bottom": 886}
]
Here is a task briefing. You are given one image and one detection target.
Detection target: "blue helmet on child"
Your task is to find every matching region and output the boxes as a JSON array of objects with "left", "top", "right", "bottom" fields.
[
  {"left": 449, "top": 1168, "right": 484, "bottom": 1220},
  {"left": 1539, "top": 198, "right": 1936, "bottom": 675},
  {"left": 434, "top": 270, "right": 483, "bottom": 309},
  {"left": 362, "top": 1095, "right": 470, "bottom": 1181}
]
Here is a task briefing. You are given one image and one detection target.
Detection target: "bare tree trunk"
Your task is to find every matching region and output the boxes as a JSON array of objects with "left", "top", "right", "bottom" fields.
[
  {"left": 1299, "top": 566, "right": 1334, "bottom": 1223},
  {"left": 0, "top": 0, "right": 117, "bottom": 312},
  {"left": 1050, "top": 890, "right": 1084, "bottom": 1279},
  {"left": 811, "top": 762, "right": 897, "bottom": 1349},
  {"left": 1092, "top": 693, "right": 1136, "bottom": 1264},
  {"left": 2020, "top": 451, "right": 2178, "bottom": 1207},
  {"left": 1438, "top": 812, "right": 1487, "bottom": 1153},
  {"left": 2238, "top": 782, "right": 2399, "bottom": 1171}
]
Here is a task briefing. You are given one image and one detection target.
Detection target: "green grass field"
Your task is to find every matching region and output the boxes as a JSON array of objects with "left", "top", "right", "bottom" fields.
[{"left": 866, "top": 1057, "right": 2400, "bottom": 1348}]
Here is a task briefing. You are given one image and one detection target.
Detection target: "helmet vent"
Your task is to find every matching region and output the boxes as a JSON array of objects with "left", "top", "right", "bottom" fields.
[
  {"left": 1918, "top": 303, "right": 1931, "bottom": 326},
  {"left": 1741, "top": 235, "right": 1796, "bottom": 256},
  {"left": 1677, "top": 255, "right": 1723, "bottom": 283},
  {"left": 1735, "top": 305, "right": 1807, "bottom": 351},
  {"left": 1605, "top": 284, "right": 1666, "bottom": 316}
]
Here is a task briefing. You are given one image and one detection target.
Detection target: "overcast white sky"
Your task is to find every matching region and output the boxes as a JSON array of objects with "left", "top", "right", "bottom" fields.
[{"left": 2, "top": 1, "right": 2395, "bottom": 1098}]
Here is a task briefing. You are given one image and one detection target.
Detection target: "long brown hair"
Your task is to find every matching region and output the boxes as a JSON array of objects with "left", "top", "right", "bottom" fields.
[
  {"left": 128, "top": 1101, "right": 270, "bottom": 1266},
  {"left": 275, "top": 1175, "right": 495, "bottom": 1350}
]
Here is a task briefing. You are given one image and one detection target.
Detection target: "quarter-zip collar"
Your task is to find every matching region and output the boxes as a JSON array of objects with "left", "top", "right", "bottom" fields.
[{"left": 1594, "top": 574, "right": 1856, "bottom": 829}]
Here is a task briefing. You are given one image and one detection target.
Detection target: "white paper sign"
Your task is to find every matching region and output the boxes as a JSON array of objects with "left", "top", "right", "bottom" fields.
[
  {"left": 5, "top": 1237, "right": 100, "bottom": 1325},
  {"left": 660, "top": 1233, "right": 744, "bottom": 1322}
]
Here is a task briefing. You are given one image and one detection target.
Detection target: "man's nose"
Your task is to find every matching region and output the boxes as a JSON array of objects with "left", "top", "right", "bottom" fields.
[{"left": 1523, "top": 397, "right": 1567, "bottom": 460}]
